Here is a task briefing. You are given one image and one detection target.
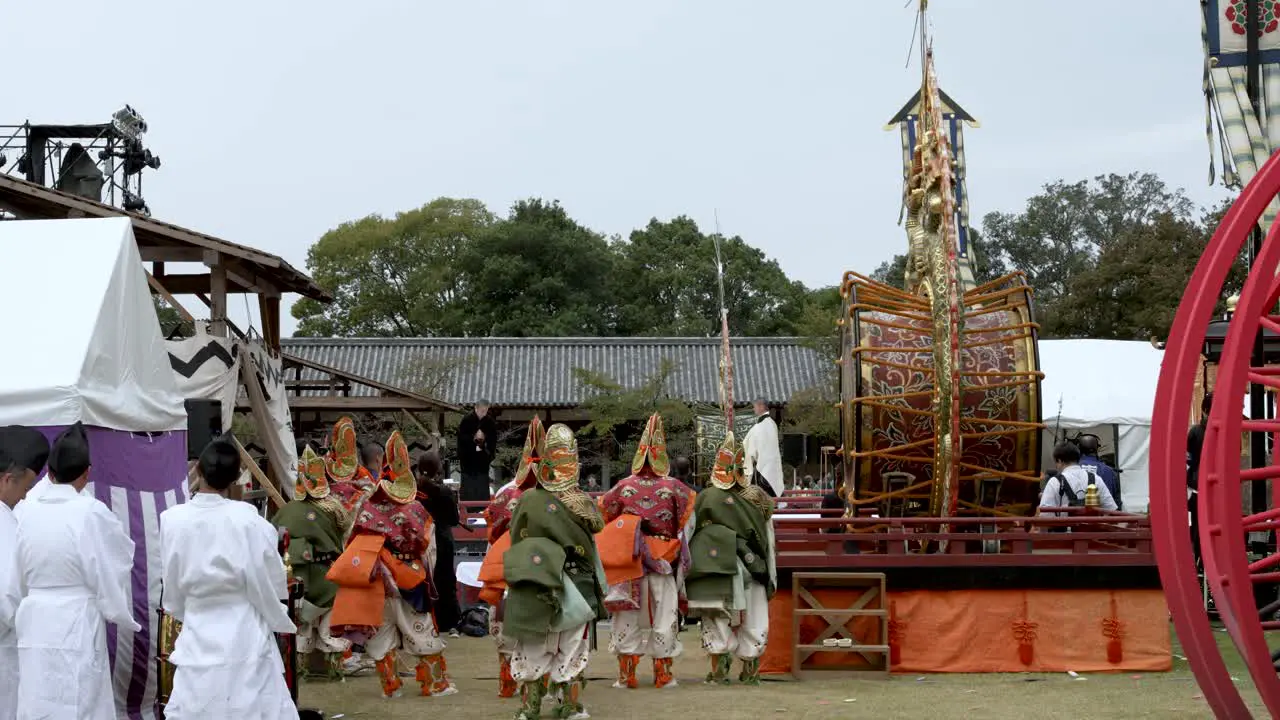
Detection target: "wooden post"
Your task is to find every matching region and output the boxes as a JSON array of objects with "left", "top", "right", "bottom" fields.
[
  {"left": 259, "top": 293, "right": 281, "bottom": 353},
  {"left": 240, "top": 351, "right": 294, "bottom": 500},
  {"left": 205, "top": 251, "right": 227, "bottom": 337},
  {"left": 232, "top": 437, "right": 288, "bottom": 511}
]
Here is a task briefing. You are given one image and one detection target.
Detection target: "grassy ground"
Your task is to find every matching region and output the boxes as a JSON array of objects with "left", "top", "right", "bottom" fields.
[{"left": 296, "top": 625, "right": 1265, "bottom": 719}]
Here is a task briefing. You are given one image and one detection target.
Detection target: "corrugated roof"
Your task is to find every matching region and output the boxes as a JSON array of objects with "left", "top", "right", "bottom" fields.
[{"left": 281, "top": 337, "right": 830, "bottom": 408}]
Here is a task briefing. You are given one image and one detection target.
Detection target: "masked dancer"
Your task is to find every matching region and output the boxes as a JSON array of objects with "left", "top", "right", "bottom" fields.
[
  {"left": 479, "top": 416, "right": 546, "bottom": 698},
  {"left": 504, "top": 423, "right": 607, "bottom": 720},
  {"left": 686, "top": 432, "right": 776, "bottom": 685},
  {"left": 328, "top": 431, "right": 457, "bottom": 699},
  {"left": 271, "top": 445, "right": 357, "bottom": 678},
  {"left": 596, "top": 413, "right": 694, "bottom": 689}
]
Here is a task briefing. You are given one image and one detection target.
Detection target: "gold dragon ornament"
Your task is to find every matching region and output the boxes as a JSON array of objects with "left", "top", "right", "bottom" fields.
[{"left": 905, "top": 41, "right": 965, "bottom": 520}]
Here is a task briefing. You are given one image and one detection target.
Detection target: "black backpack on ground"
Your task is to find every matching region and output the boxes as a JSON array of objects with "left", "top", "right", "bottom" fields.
[{"left": 457, "top": 604, "right": 490, "bottom": 637}]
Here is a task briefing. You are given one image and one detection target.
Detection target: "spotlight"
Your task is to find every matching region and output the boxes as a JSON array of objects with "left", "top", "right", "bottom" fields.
[
  {"left": 111, "top": 106, "right": 147, "bottom": 141},
  {"left": 122, "top": 190, "right": 149, "bottom": 214},
  {"left": 122, "top": 139, "right": 151, "bottom": 175}
]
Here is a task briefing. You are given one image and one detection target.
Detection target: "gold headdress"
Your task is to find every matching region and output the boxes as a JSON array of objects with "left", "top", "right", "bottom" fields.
[
  {"left": 514, "top": 416, "right": 547, "bottom": 490},
  {"left": 325, "top": 416, "right": 359, "bottom": 483},
  {"left": 295, "top": 445, "right": 330, "bottom": 499},
  {"left": 709, "top": 432, "right": 740, "bottom": 491},
  {"left": 631, "top": 412, "right": 670, "bottom": 477},
  {"left": 541, "top": 423, "right": 603, "bottom": 532},
  {"left": 539, "top": 423, "right": 581, "bottom": 493},
  {"left": 380, "top": 430, "right": 417, "bottom": 504}
]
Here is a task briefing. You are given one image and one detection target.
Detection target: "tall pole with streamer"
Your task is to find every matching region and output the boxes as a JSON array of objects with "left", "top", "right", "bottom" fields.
[{"left": 713, "top": 213, "right": 735, "bottom": 429}]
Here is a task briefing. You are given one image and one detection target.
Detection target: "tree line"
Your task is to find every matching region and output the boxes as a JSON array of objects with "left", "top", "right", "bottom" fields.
[
  {"left": 291, "top": 172, "right": 1237, "bottom": 346},
  {"left": 871, "top": 172, "right": 1242, "bottom": 340},
  {"left": 289, "top": 198, "right": 821, "bottom": 338},
  {"left": 157, "top": 171, "right": 1241, "bottom": 469}
]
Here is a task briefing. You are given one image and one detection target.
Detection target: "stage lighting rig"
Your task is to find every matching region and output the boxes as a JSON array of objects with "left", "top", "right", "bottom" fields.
[{"left": 0, "top": 105, "right": 162, "bottom": 215}]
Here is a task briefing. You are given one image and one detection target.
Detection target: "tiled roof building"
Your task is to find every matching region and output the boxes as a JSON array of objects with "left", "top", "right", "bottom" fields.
[{"left": 281, "top": 336, "right": 830, "bottom": 410}]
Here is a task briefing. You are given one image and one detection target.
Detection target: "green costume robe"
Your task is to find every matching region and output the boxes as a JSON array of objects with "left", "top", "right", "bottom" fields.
[
  {"left": 686, "top": 486, "right": 775, "bottom": 612},
  {"left": 502, "top": 487, "right": 608, "bottom": 642},
  {"left": 271, "top": 498, "right": 346, "bottom": 618}
]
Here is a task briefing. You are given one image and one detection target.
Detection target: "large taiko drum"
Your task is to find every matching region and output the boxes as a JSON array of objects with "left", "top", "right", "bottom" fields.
[{"left": 839, "top": 272, "right": 1043, "bottom": 517}]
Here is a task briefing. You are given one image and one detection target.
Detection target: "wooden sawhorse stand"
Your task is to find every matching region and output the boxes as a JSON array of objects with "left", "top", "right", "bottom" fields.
[{"left": 791, "top": 572, "right": 890, "bottom": 678}]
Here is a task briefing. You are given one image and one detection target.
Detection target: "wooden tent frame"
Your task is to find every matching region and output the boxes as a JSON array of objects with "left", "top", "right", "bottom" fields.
[{"left": 0, "top": 173, "right": 456, "bottom": 508}]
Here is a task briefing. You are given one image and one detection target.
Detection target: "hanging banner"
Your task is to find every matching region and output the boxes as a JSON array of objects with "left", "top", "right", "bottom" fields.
[
  {"left": 241, "top": 338, "right": 299, "bottom": 489},
  {"left": 887, "top": 88, "right": 979, "bottom": 290},
  {"left": 166, "top": 322, "right": 239, "bottom": 431},
  {"left": 1202, "top": 0, "right": 1280, "bottom": 230},
  {"left": 694, "top": 409, "right": 757, "bottom": 480}
]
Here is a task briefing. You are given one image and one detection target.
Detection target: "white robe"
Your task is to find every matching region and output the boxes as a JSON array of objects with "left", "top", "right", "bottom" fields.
[
  {"left": 0, "top": 504, "right": 19, "bottom": 720},
  {"left": 15, "top": 482, "right": 139, "bottom": 720},
  {"left": 159, "top": 493, "right": 298, "bottom": 720},
  {"left": 742, "top": 415, "right": 784, "bottom": 496}
]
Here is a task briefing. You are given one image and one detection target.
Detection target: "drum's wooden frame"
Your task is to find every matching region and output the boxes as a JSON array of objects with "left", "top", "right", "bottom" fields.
[{"left": 837, "top": 271, "right": 1044, "bottom": 521}]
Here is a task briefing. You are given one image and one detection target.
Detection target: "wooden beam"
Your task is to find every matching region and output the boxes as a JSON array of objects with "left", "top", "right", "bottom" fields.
[
  {"left": 138, "top": 245, "right": 206, "bottom": 263},
  {"left": 145, "top": 271, "right": 194, "bottom": 323},
  {"left": 240, "top": 352, "right": 294, "bottom": 500},
  {"left": 259, "top": 294, "right": 281, "bottom": 352},
  {"left": 233, "top": 437, "right": 287, "bottom": 512},
  {"left": 207, "top": 251, "right": 228, "bottom": 337},
  {"left": 268, "top": 396, "right": 440, "bottom": 411},
  {"left": 147, "top": 263, "right": 280, "bottom": 296},
  {"left": 283, "top": 353, "right": 461, "bottom": 412}
]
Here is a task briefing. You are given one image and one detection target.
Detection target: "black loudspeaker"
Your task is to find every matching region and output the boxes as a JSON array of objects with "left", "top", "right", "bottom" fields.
[
  {"left": 781, "top": 433, "right": 808, "bottom": 466},
  {"left": 184, "top": 399, "right": 223, "bottom": 460}
]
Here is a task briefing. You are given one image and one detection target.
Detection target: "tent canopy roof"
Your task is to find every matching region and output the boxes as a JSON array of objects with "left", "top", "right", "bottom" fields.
[
  {"left": 1040, "top": 339, "right": 1162, "bottom": 428},
  {"left": 0, "top": 218, "right": 185, "bottom": 431}
]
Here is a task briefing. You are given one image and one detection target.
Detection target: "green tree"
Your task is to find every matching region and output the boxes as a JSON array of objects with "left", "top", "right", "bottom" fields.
[
  {"left": 979, "top": 173, "right": 1193, "bottom": 313},
  {"left": 979, "top": 172, "right": 1223, "bottom": 339},
  {"left": 573, "top": 358, "right": 695, "bottom": 468},
  {"left": 784, "top": 286, "right": 842, "bottom": 445},
  {"left": 291, "top": 197, "right": 496, "bottom": 337},
  {"left": 455, "top": 199, "right": 618, "bottom": 336},
  {"left": 613, "top": 216, "right": 808, "bottom": 336},
  {"left": 870, "top": 227, "right": 1000, "bottom": 291},
  {"left": 153, "top": 297, "right": 192, "bottom": 339}
]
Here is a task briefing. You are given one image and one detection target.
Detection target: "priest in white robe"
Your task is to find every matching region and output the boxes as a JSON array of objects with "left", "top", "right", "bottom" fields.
[
  {"left": 0, "top": 427, "right": 49, "bottom": 720},
  {"left": 159, "top": 434, "right": 297, "bottom": 720},
  {"left": 742, "top": 396, "right": 784, "bottom": 497},
  {"left": 15, "top": 423, "right": 140, "bottom": 720}
]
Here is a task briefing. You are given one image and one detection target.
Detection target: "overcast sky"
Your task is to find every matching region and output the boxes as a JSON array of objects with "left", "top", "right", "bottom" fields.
[{"left": 7, "top": 0, "right": 1228, "bottom": 336}]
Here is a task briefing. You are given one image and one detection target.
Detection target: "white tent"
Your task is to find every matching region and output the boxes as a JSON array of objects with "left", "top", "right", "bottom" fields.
[
  {"left": 0, "top": 217, "right": 184, "bottom": 431},
  {"left": 1038, "top": 339, "right": 1163, "bottom": 513}
]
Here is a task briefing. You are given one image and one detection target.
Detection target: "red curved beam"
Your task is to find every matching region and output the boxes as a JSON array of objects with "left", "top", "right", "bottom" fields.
[
  {"left": 1150, "top": 152, "right": 1280, "bottom": 718},
  {"left": 1205, "top": 173, "right": 1280, "bottom": 716}
]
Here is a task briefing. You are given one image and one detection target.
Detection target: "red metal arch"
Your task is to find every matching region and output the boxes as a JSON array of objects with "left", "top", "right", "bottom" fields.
[{"left": 1152, "top": 152, "right": 1280, "bottom": 718}]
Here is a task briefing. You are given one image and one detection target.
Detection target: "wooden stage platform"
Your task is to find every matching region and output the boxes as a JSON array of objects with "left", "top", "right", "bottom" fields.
[{"left": 456, "top": 492, "right": 1170, "bottom": 676}]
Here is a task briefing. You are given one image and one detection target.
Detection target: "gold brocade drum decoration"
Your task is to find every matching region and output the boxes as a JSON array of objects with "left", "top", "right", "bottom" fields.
[
  {"left": 838, "top": 271, "right": 1044, "bottom": 518},
  {"left": 155, "top": 609, "right": 182, "bottom": 711}
]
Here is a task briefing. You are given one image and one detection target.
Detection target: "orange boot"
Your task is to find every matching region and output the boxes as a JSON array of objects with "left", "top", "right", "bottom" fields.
[
  {"left": 653, "top": 657, "right": 676, "bottom": 689},
  {"left": 416, "top": 654, "right": 457, "bottom": 696},
  {"left": 498, "top": 653, "right": 518, "bottom": 698},
  {"left": 375, "top": 652, "right": 403, "bottom": 698},
  {"left": 613, "top": 654, "right": 639, "bottom": 689}
]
